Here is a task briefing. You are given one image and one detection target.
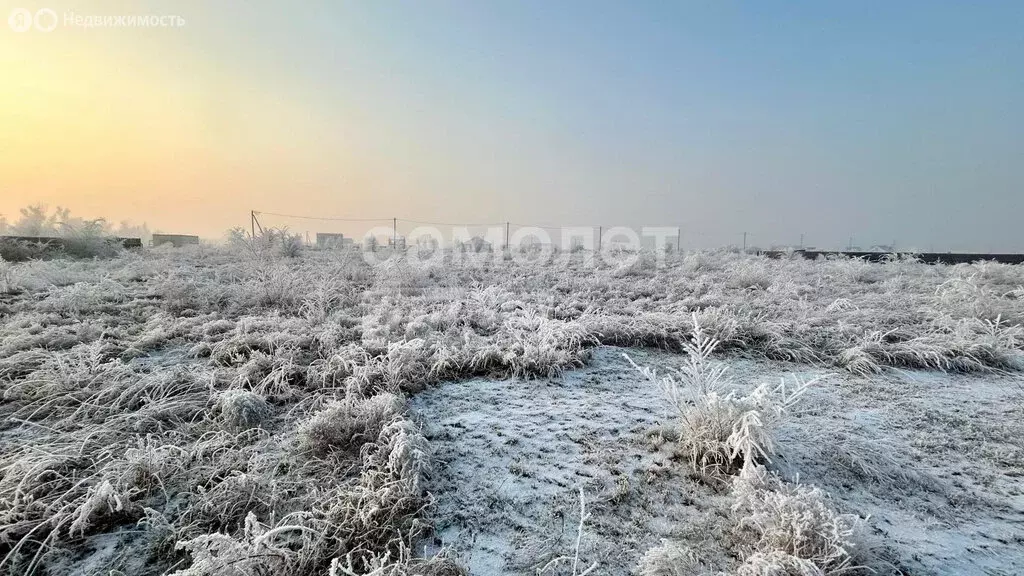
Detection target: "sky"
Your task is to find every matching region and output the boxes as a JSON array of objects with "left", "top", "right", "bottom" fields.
[{"left": 1, "top": 0, "right": 1022, "bottom": 250}]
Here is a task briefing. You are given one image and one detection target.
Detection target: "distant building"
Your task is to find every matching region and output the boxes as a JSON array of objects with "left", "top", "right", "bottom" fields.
[
  {"left": 461, "top": 236, "right": 492, "bottom": 253},
  {"left": 388, "top": 236, "right": 407, "bottom": 250},
  {"left": 151, "top": 234, "right": 199, "bottom": 248},
  {"left": 316, "top": 233, "right": 350, "bottom": 249}
]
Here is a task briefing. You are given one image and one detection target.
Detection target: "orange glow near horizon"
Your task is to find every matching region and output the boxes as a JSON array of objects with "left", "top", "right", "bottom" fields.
[{"left": 1, "top": 17, "right": 377, "bottom": 239}]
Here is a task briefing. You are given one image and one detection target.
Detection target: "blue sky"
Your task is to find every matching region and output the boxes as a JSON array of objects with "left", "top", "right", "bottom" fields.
[{"left": 4, "top": 1, "right": 1022, "bottom": 249}]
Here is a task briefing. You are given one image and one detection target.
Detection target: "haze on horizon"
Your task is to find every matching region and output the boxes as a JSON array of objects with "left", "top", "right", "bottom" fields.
[{"left": 2, "top": 0, "right": 1021, "bottom": 251}]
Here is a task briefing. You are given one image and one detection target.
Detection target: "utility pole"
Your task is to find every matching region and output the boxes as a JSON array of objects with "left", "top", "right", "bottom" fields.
[
  {"left": 848, "top": 236, "right": 853, "bottom": 251},
  {"left": 250, "top": 211, "right": 264, "bottom": 237},
  {"left": 598, "top": 226, "right": 602, "bottom": 251},
  {"left": 392, "top": 218, "right": 397, "bottom": 249},
  {"left": 800, "top": 233, "right": 804, "bottom": 249},
  {"left": 677, "top": 227, "right": 681, "bottom": 252},
  {"left": 505, "top": 222, "right": 510, "bottom": 251},
  {"left": 742, "top": 232, "right": 747, "bottom": 252}
]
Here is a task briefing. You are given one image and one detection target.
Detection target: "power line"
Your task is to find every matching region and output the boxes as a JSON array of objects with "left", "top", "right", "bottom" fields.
[
  {"left": 258, "top": 210, "right": 686, "bottom": 233},
  {"left": 251, "top": 209, "right": 813, "bottom": 249},
  {"left": 508, "top": 222, "right": 599, "bottom": 230},
  {"left": 254, "top": 211, "right": 391, "bottom": 223},
  {"left": 397, "top": 218, "right": 505, "bottom": 228}
]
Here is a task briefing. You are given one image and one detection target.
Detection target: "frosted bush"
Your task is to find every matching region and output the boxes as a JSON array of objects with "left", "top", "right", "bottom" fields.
[
  {"left": 37, "top": 279, "right": 127, "bottom": 316},
  {"left": 172, "top": 511, "right": 319, "bottom": 576},
  {"left": 299, "top": 270, "right": 351, "bottom": 323},
  {"left": 681, "top": 251, "right": 725, "bottom": 273},
  {"left": 837, "top": 332, "right": 886, "bottom": 376},
  {"left": 299, "top": 393, "right": 404, "bottom": 455},
  {"left": 233, "top": 348, "right": 307, "bottom": 398},
  {"left": 361, "top": 419, "right": 431, "bottom": 493},
  {"left": 735, "top": 551, "right": 824, "bottom": 576},
  {"left": 307, "top": 345, "right": 369, "bottom": 389},
  {"left": 327, "top": 548, "right": 466, "bottom": 576},
  {"left": 837, "top": 258, "right": 880, "bottom": 285},
  {"left": 188, "top": 471, "right": 276, "bottom": 532},
  {"left": 690, "top": 307, "right": 741, "bottom": 347},
  {"left": 67, "top": 480, "right": 134, "bottom": 537},
  {"left": 728, "top": 260, "right": 773, "bottom": 290},
  {"left": 628, "top": 314, "right": 814, "bottom": 477},
  {"left": 935, "top": 275, "right": 996, "bottom": 319},
  {"left": 636, "top": 540, "right": 710, "bottom": 576},
  {"left": 215, "top": 389, "right": 272, "bottom": 431},
  {"left": 610, "top": 251, "right": 656, "bottom": 278},
  {"left": 732, "top": 466, "right": 863, "bottom": 574}
]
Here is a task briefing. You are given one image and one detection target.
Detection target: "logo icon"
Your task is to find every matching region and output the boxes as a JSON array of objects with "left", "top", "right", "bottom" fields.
[
  {"left": 8, "top": 8, "right": 59, "bottom": 32},
  {"left": 8, "top": 8, "right": 32, "bottom": 32},
  {"left": 34, "top": 8, "right": 57, "bottom": 32}
]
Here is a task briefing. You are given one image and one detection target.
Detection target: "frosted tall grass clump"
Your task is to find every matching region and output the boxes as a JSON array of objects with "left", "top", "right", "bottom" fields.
[
  {"left": 628, "top": 313, "right": 816, "bottom": 477},
  {"left": 636, "top": 540, "right": 709, "bottom": 576},
  {"left": 215, "top": 389, "right": 272, "bottom": 431},
  {"left": 731, "top": 465, "right": 864, "bottom": 575},
  {"left": 299, "top": 393, "right": 404, "bottom": 455},
  {"left": 636, "top": 467, "right": 866, "bottom": 575},
  {"left": 734, "top": 551, "right": 824, "bottom": 576},
  {"left": 172, "top": 511, "right": 323, "bottom": 576}
]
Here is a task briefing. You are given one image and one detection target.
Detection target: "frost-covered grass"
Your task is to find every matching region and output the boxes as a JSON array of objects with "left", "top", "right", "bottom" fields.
[
  {"left": 627, "top": 314, "right": 818, "bottom": 480},
  {"left": 0, "top": 246, "right": 1021, "bottom": 574},
  {"left": 628, "top": 317, "right": 868, "bottom": 575}
]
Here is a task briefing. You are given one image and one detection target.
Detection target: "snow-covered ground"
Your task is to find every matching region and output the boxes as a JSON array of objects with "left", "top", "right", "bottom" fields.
[{"left": 414, "top": 347, "right": 1024, "bottom": 575}]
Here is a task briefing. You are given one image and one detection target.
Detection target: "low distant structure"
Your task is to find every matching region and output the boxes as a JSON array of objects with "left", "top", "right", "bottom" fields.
[
  {"left": 460, "top": 236, "right": 492, "bottom": 253},
  {"left": 151, "top": 234, "right": 199, "bottom": 248},
  {"left": 0, "top": 235, "right": 141, "bottom": 249},
  {"left": 0, "top": 235, "right": 141, "bottom": 261},
  {"left": 759, "top": 250, "right": 1024, "bottom": 265},
  {"left": 388, "top": 236, "right": 407, "bottom": 250},
  {"left": 316, "top": 233, "right": 352, "bottom": 249}
]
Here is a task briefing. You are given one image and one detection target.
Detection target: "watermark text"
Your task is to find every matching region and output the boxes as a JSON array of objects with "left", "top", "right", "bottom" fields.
[{"left": 8, "top": 8, "right": 185, "bottom": 32}]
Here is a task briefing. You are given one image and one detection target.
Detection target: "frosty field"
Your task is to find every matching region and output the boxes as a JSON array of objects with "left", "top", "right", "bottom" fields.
[{"left": 0, "top": 245, "right": 1022, "bottom": 575}]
